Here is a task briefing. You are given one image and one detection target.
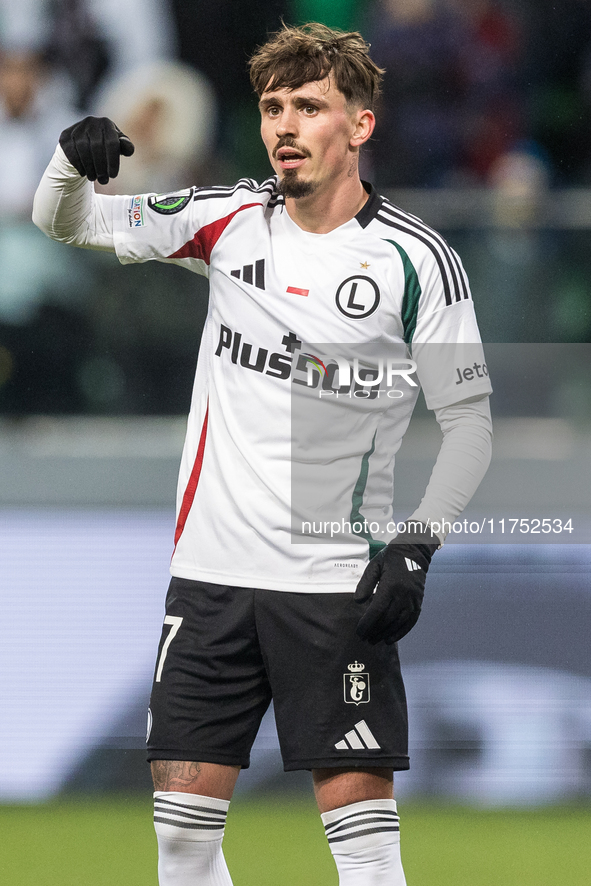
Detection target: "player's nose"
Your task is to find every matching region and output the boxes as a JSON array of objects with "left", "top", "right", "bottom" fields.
[{"left": 275, "top": 108, "right": 297, "bottom": 137}]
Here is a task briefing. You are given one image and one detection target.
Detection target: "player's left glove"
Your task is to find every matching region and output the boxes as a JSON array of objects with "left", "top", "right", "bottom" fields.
[
  {"left": 354, "top": 522, "right": 439, "bottom": 645},
  {"left": 59, "top": 116, "right": 135, "bottom": 185}
]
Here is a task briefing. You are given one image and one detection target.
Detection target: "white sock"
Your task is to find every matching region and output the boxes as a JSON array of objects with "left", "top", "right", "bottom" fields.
[
  {"left": 321, "top": 799, "right": 406, "bottom": 885},
  {"left": 153, "top": 791, "right": 233, "bottom": 886}
]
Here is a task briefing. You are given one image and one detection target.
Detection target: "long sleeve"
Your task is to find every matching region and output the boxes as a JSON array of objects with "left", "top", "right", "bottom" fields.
[
  {"left": 407, "top": 394, "right": 493, "bottom": 541},
  {"left": 32, "top": 144, "right": 116, "bottom": 251}
]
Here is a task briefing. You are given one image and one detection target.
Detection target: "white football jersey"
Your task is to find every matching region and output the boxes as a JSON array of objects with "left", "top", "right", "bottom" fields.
[{"left": 111, "top": 179, "right": 492, "bottom": 592}]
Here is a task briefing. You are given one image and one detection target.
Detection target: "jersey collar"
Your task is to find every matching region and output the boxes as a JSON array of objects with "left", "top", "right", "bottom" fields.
[
  {"left": 355, "top": 182, "right": 383, "bottom": 229},
  {"left": 276, "top": 181, "right": 383, "bottom": 248}
]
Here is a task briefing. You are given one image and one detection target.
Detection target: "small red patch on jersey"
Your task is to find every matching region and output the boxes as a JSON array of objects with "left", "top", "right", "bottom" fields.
[
  {"left": 169, "top": 203, "right": 262, "bottom": 265},
  {"left": 286, "top": 286, "right": 309, "bottom": 297}
]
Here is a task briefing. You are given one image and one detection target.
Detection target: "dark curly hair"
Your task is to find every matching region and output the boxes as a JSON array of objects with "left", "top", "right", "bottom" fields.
[{"left": 249, "top": 22, "right": 384, "bottom": 111}]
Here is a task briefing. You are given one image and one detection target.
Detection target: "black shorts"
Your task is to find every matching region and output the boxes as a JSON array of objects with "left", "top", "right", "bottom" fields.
[{"left": 147, "top": 578, "right": 409, "bottom": 772}]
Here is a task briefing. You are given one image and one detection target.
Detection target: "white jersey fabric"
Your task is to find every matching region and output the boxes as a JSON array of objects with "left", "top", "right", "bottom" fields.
[{"left": 33, "top": 149, "right": 492, "bottom": 592}]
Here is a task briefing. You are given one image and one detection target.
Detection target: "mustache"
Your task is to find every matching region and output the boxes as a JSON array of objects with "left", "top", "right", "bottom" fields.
[{"left": 272, "top": 136, "right": 311, "bottom": 159}]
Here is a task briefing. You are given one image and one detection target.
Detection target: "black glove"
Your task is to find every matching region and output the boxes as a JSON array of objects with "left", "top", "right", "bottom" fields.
[
  {"left": 59, "top": 116, "right": 135, "bottom": 185},
  {"left": 354, "top": 522, "right": 439, "bottom": 645}
]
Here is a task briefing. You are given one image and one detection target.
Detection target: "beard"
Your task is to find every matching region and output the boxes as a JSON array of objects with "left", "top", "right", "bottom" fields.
[{"left": 278, "top": 169, "right": 317, "bottom": 199}]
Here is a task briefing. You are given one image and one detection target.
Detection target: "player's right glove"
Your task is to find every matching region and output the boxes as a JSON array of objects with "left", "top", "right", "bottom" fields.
[
  {"left": 354, "top": 522, "right": 439, "bottom": 645},
  {"left": 59, "top": 116, "right": 135, "bottom": 185}
]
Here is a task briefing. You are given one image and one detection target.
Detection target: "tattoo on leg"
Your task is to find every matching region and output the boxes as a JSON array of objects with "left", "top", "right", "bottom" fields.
[{"left": 151, "top": 760, "right": 202, "bottom": 792}]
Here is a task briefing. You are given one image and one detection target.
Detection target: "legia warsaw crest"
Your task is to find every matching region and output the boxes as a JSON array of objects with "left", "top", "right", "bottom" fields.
[{"left": 344, "top": 661, "right": 370, "bottom": 705}]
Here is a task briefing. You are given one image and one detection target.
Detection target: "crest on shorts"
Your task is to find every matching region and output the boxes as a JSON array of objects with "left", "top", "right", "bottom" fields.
[{"left": 343, "top": 661, "right": 370, "bottom": 705}]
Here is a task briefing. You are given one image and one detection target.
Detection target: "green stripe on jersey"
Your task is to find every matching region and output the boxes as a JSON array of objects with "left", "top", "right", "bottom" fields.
[
  {"left": 383, "top": 239, "right": 422, "bottom": 344},
  {"left": 350, "top": 431, "right": 386, "bottom": 560},
  {"left": 154, "top": 197, "right": 186, "bottom": 210}
]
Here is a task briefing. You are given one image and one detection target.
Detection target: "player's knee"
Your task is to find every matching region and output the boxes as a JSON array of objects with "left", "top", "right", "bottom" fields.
[
  {"left": 312, "top": 766, "right": 394, "bottom": 813},
  {"left": 150, "top": 759, "right": 240, "bottom": 797}
]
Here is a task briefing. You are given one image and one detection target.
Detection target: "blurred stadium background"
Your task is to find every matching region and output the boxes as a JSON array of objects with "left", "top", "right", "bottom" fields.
[{"left": 1, "top": 0, "right": 591, "bottom": 883}]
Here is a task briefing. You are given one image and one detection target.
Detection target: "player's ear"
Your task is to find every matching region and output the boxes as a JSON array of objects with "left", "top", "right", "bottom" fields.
[{"left": 350, "top": 109, "right": 375, "bottom": 148}]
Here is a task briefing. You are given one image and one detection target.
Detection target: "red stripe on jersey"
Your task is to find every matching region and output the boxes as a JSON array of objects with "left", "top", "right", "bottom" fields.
[
  {"left": 286, "top": 286, "right": 309, "bottom": 297},
  {"left": 168, "top": 203, "right": 262, "bottom": 264},
  {"left": 173, "top": 403, "right": 209, "bottom": 548}
]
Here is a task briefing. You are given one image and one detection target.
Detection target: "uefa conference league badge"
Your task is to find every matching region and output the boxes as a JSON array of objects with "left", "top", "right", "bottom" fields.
[{"left": 344, "top": 661, "right": 370, "bottom": 705}]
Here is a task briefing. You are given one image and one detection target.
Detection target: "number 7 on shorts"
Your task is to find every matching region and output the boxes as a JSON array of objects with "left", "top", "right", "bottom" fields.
[{"left": 155, "top": 615, "right": 183, "bottom": 682}]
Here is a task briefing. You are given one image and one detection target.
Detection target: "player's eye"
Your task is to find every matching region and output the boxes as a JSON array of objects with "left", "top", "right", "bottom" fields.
[{"left": 303, "top": 105, "right": 318, "bottom": 115}]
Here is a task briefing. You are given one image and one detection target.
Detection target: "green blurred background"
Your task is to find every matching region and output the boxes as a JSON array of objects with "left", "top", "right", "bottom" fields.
[
  {"left": 3, "top": 797, "right": 591, "bottom": 885},
  {"left": 1, "top": 1, "right": 591, "bottom": 884}
]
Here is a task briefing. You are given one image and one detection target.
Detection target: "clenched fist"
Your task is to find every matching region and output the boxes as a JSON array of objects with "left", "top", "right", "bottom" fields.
[{"left": 59, "top": 116, "right": 135, "bottom": 185}]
